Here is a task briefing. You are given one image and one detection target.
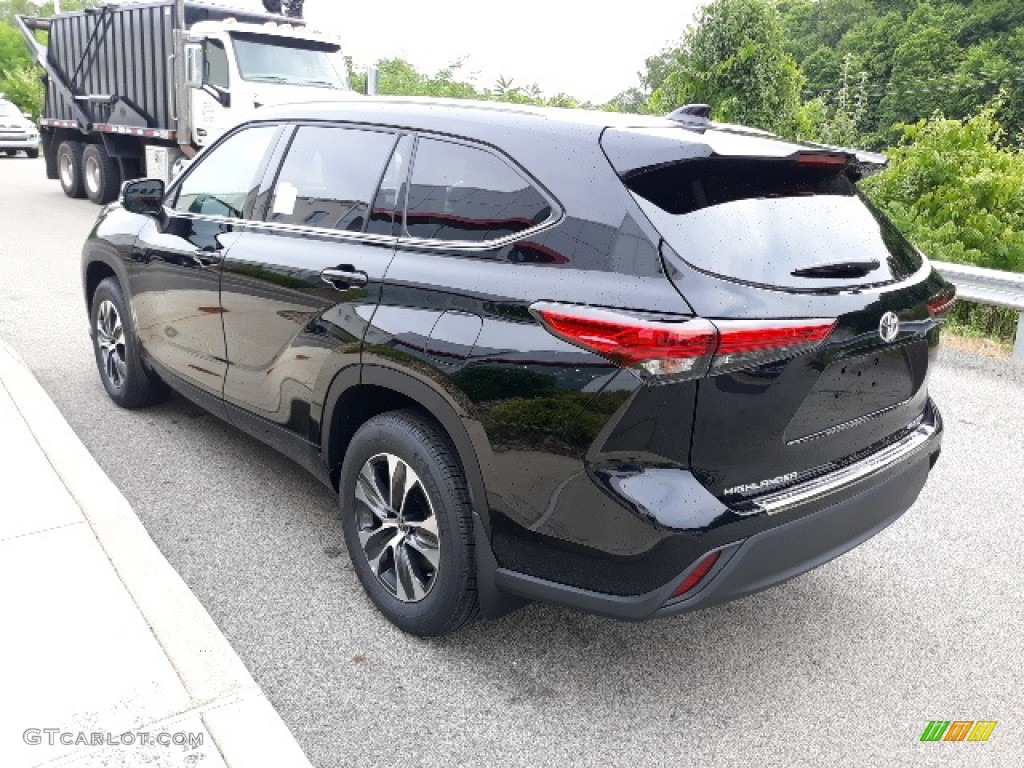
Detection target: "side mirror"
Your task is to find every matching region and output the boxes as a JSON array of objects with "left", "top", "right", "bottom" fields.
[
  {"left": 184, "top": 43, "right": 203, "bottom": 89},
  {"left": 23, "top": 112, "right": 33, "bottom": 121},
  {"left": 121, "top": 178, "right": 165, "bottom": 216}
]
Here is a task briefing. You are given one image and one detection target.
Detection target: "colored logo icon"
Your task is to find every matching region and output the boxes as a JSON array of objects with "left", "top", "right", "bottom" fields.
[{"left": 920, "top": 721, "right": 997, "bottom": 742}]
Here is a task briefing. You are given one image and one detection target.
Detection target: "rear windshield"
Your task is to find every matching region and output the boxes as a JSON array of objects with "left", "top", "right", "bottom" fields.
[{"left": 627, "top": 159, "right": 923, "bottom": 289}]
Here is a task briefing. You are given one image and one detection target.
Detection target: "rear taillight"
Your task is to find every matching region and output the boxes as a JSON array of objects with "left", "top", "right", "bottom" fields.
[
  {"left": 530, "top": 302, "right": 835, "bottom": 381},
  {"left": 711, "top": 319, "right": 837, "bottom": 375},
  {"left": 529, "top": 303, "right": 718, "bottom": 378},
  {"left": 927, "top": 286, "right": 956, "bottom": 318},
  {"left": 671, "top": 551, "right": 721, "bottom": 598}
]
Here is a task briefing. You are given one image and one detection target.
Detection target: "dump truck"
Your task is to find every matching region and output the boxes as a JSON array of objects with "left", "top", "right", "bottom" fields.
[{"left": 17, "top": 0, "right": 358, "bottom": 203}]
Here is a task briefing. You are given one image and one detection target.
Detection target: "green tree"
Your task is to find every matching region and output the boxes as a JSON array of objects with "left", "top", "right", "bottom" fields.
[
  {"left": 650, "top": 0, "right": 804, "bottom": 135},
  {"left": 877, "top": 26, "right": 965, "bottom": 137},
  {"left": 863, "top": 106, "right": 1024, "bottom": 274}
]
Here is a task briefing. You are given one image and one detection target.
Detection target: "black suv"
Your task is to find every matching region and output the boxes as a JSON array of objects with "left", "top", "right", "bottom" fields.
[{"left": 81, "top": 98, "right": 951, "bottom": 636}]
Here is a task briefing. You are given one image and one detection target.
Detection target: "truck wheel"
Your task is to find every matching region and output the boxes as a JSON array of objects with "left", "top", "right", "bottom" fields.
[
  {"left": 57, "top": 140, "right": 86, "bottom": 198},
  {"left": 83, "top": 144, "right": 121, "bottom": 204},
  {"left": 27, "top": 148, "right": 40, "bottom": 159}
]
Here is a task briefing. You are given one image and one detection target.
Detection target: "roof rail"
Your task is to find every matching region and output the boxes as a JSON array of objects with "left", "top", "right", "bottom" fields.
[{"left": 667, "top": 104, "right": 712, "bottom": 125}]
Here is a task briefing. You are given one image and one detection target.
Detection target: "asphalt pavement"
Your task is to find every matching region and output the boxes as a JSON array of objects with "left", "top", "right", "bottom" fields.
[{"left": 1, "top": 155, "right": 1021, "bottom": 767}]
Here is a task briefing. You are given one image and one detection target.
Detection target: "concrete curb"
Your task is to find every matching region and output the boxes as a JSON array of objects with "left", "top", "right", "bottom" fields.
[{"left": 0, "top": 339, "right": 313, "bottom": 768}]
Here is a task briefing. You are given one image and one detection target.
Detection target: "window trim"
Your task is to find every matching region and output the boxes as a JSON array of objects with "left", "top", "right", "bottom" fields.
[{"left": 161, "top": 120, "right": 563, "bottom": 252}]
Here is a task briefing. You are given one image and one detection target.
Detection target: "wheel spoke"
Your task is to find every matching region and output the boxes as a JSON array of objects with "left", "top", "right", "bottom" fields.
[
  {"left": 355, "top": 463, "right": 391, "bottom": 523},
  {"left": 406, "top": 529, "right": 440, "bottom": 569},
  {"left": 406, "top": 514, "right": 438, "bottom": 539},
  {"left": 387, "top": 455, "right": 414, "bottom": 513},
  {"left": 362, "top": 527, "right": 400, "bottom": 579},
  {"left": 113, "top": 353, "right": 127, "bottom": 384},
  {"left": 395, "top": 543, "right": 427, "bottom": 602}
]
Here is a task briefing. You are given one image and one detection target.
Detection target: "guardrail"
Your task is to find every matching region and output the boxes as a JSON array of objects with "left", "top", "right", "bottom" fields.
[{"left": 933, "top": 260, "right": 1024, "bottom": 360}]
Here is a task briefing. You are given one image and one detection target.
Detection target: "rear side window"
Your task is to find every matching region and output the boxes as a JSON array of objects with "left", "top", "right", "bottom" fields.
[
  {"left": 405, "top": 138, "right": 552, "bottom": 243},
  {"left": 627, "top": 159, "right": 923, "bottom": 289},
  {"left": 172, "top": 125, "right": 277, "bottom": 218},
  {"left": 269, "top": 126, "right": 397, "bottom": 232}
]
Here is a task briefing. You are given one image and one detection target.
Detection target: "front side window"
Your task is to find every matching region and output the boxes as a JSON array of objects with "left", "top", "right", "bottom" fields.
[
  {"left": 204, "top": 39, "right": 230, "bottom": 89},
  {"left": 172, "top": 125, "right": 277, "bottom": 218},
  {"left": 268, "top": 126, "right": 397, "bottom": 232},
  {"left": 405, "top": 138, "right": 552, "bottom": 243}
]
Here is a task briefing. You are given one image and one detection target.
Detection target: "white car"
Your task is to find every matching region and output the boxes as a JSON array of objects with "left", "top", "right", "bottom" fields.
[{"left": 0, "top": 99, "right": 40, "bottom": 158}]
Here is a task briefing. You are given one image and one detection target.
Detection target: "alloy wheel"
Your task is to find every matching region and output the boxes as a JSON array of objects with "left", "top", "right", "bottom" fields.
[
  {"left": 353, "top": 453, "right": 441, "bottom": 602},
  {"left": 96, "top": 299, "right": 127, "bottom": 389}
]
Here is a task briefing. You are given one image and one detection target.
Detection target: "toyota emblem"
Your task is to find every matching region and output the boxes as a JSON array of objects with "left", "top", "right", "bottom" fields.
[{"left": 879, "top": 311, "right": 900, "bottom": 342}]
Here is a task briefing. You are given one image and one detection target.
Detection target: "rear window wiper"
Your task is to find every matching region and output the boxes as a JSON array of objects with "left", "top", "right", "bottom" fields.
[{"left": 791, "top": 259, "right": 880, "bottom": 278}]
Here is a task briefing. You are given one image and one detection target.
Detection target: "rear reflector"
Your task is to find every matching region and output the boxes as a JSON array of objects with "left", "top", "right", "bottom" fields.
[
  {"left": 531, "top": 302, "right": 835, "bottom": 381},
  {"left": 672, "top": 551, "right": 721, "bottom": 598},
  {"left": 927, "top": 286, "right": 957, "bottom": 318}
]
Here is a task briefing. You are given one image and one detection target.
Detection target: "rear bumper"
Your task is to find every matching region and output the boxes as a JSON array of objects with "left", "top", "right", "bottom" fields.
[{"left": 493, "top": 403, "right": 941, "bottom": 620}]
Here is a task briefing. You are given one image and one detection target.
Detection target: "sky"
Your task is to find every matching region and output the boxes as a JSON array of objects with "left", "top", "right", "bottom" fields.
[{"left": 228, "top": 1, "right": 707, "bottom": 103}]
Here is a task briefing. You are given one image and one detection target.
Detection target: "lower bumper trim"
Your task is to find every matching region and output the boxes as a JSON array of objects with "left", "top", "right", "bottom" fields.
[{"left": 494, "top": 441, "right": 936, "bottom": 621}]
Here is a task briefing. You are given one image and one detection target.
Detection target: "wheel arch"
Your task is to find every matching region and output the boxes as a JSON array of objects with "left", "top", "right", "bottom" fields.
[
  {"left": 82, "top": 252, "right": 130, "bottom": 314},
  {"left": 321, "top": 365, "right": 490, "bottom": 530}
]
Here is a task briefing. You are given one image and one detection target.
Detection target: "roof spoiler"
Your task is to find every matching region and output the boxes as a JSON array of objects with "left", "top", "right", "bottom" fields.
[
  {"left": 667, "top": 103, "right": 889, "bottom": 179},
  {"left": 804, "top": 142, "right": 889, "bottom": 179}
]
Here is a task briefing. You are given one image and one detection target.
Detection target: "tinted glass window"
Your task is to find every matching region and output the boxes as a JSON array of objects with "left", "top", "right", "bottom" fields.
[
  {"left": 172, "top": 125, "right": 277, "bottom": 218},
  {"left": 405, "top": 138, "right": 551, "bottom": 243},
  {"left": 628, "top": 159, "right": 923, "bottom": 289},
  {"left": 232, "top": 32, "right": 346, "bottom": 88},
  {"left": 204, "top": 39, "right": 230, "bottom": 89},
  {"left": 268, "top": 126, "right": 396, "bottom": 232},
  {"left": 366, "top": 135, "right": 413, "bottom": 236}
]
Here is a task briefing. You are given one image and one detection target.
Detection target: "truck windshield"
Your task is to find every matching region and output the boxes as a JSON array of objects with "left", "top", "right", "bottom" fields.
[{"left": 231, "top": 32, "right": 347, "bottom": 89}]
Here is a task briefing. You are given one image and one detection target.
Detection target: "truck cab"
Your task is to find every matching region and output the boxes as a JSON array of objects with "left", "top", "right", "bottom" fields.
[
  {"left": 183, "top": 20, "right": 357, "bottom": 149},
  {"left": 17, "top": 0, "right": 364, "bottom": 203}
]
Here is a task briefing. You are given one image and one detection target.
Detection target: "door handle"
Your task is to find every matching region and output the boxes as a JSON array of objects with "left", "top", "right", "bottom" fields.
[
  {"left": 321, "top": 266, "right": 368, "bottom": 289},
  {"left": 193, "top": 248, "right": 223, "bottom": 267}
]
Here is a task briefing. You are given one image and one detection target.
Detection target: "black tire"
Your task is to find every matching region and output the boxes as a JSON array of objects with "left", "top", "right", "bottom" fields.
[
  {"left": 90, "top": 277, "right": 167, "bottom": 408},
  {"left": 26, "top": 148, "right": 39, "bottom": 159},
  {"left": 82, "top": 144, "right": 121, "bottom": 204},
  {"left": 57, "top": 140, "right": 86, "bottom": 198},
  {"left": 340, "top": 410, "right": 478, "bottom": 636},
  {"left": 3, "top": 149, "right": 15, "bottom": 157}
]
